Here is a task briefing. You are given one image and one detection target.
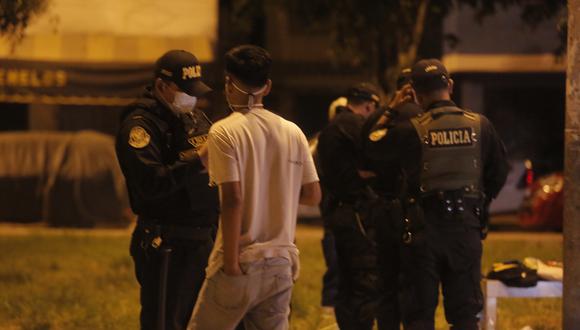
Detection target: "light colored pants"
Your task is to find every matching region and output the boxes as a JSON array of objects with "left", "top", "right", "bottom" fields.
[{"left": 188, "top": 257, "right": 294, "bottom": 330}]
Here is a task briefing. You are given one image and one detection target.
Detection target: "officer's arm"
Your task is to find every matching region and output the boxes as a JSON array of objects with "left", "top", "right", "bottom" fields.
[
  {"left": 360, "top": 107, "right": 390, "bottom": 172},
  {"left": 481, "top": 117, "right": 509, "bottom": 199},
  {"left": 363, "top": 119, "right": 405, "bottom": 176},
  {"left": 178, "top": 148, "right": 203, "bottom": 167},
  {"left": 118, "top": 120, "right": 192, "bottom": 199},
  {"left": 177, "top": 109, "right": 212, "bottom": 169},
  {"left": 361, "top": 107, "right": 386, "bottom": 142}
]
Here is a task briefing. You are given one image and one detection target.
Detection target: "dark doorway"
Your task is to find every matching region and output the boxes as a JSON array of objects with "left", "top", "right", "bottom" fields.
[{"left": 0, "top": 103, "right": 28, "bottom": 131}]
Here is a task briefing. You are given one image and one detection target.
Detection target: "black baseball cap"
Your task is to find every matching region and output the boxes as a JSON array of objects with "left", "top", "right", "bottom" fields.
[
  {"left": 155, "top": 50, "right": 212, "bottom": 97},
  {"left": 411, "top": 59, "right": 450, "bottom": 93},
  {"left": 345, "top": 82, "right": 381, "bottom": 104},
  {"left": 396, "top": 67, "right": 412, "bottom": 90}
]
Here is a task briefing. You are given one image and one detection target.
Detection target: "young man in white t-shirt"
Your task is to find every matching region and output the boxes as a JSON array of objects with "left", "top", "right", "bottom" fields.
[{"left": 188, "top": 45, "right": 321, "bottom": 330}]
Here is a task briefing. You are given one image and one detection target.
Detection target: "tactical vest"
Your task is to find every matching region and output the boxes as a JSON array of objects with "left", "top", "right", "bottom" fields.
[{"left": 410, "top": 106, "right": 482, "bottom": 196}]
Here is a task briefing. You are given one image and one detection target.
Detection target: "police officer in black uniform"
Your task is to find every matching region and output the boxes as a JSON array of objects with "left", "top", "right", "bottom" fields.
[
  {"left": 360, "top": 68, "right": 424, "bottom": 330},
  {"left": 317, "top": 97, "right": 346, "bottom": 310},
  {"left": 363, "top": 68, "right": 423, "bottom": 197},
  {"left": 370, "top": 59, "right": 508, "bottom": 330},
  {"left": 317, "top": 83, "right": 395, "bottom": 330},
  {"left": 115, "top": 50, "right": 219, "bottom": 330}
]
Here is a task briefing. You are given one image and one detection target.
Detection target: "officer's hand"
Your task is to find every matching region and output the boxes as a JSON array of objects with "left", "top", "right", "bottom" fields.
[
  {"left": 179, "top": 149, "right": 199, "bottom": 163},
  {"left": 358, "top": 170, "right": 376, "bottom": 179},
  {"left": 388, "top": 84, "right": 416, "bottom": 108}
]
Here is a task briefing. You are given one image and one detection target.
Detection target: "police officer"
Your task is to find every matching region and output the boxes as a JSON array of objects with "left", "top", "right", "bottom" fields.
[
  {"left": 115, "top": 50, "right": 219, "bottom": 330},
  {"left": 316, "top": 97, "right": 346, "bottom": 310},
  {"left": 317, "top": 83, "right": 392, "bottom": 330},
  {"left": 360, "top": 68, "right": 424, "bottom": 330},
  {"left": 363, "top": 67, "right": 423, "bottom": 197},
  {"left": 371, "top": 59, "right": 508, "bottom": 330}
]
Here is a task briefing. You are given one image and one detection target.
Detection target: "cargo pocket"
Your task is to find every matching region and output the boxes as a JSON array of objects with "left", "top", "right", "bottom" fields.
[{"left": 211, "top": 269, "right": 248, "bottom": 310}]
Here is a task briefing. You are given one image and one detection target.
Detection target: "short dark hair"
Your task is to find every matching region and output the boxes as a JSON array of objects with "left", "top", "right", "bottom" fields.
[{"left": 224, "top": 45, "right": 272, "bottom": 87}]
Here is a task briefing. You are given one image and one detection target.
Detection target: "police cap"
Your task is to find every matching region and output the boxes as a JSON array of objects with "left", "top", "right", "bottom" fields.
[
  {"left": 396, "top": 67, "right": 412, "bottom": 90},
  {"left": 155, "top": 50, "right": 212, "bottom": 97},
  {"left": 411, "top": 59, "right": 450, "bottom": 93},
  {"left": 345, "top": 82, "right": 381, "bottom": 104}
]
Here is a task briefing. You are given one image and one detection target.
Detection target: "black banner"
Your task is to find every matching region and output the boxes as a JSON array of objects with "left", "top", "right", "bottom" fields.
[{"left": 0, "top": 59, "right": 154, "bottom": 106}]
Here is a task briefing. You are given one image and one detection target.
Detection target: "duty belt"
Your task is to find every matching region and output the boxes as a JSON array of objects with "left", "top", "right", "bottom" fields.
[
  {"left": 421, "top": 189, "right": 481, "bottom": 215},
  {"left": 137, "top": 217, "right": 212, "bottom": 241}
]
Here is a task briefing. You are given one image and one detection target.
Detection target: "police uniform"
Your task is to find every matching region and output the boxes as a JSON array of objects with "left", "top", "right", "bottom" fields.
[
  {"left": 317, "top": 84, "right": 392, "bottom": 330},
  {"left": 363, "top": 67, "right": 422, "bottom": 199},
  {"left": 360, "top": 69, "right": 423, "bottom": 330},
  {"left": 371, "top": 59, "right": 508, "bottom": 330},
  {"left": 115, "top": 50, "right": 219, "bottom": 330},
  {"left": 316, "top": 98, "right": 347, "bottom": 308}
]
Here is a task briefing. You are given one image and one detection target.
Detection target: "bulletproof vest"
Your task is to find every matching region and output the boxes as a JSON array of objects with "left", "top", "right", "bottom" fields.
[{"left": 410, "top": 106, "right": 482, "bottom": 195}]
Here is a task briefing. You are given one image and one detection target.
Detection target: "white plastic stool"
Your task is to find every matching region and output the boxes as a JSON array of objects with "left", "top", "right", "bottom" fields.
[{"left": 482, "top": 279, "right": 562, "bottom": 330}]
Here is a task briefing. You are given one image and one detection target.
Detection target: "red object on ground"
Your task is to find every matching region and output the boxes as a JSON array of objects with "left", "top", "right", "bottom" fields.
[{"left": 519, "top": 172, "right": 563, "bottom": 230}]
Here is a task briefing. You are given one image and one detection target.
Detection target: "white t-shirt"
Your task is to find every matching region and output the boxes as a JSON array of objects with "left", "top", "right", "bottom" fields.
[{"left": 205, "top": 108, "right": 319, "bottom": 278}]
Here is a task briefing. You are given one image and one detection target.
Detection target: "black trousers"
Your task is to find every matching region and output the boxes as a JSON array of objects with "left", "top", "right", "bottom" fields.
[
  {"left": 399, "top": 214, "right": 483, "bottom": 330},
  {"left": 130, "top": 224, "right": 213, "bottom": 330},
  {"left": 321, "top": 229, "right": 339, "bottom": 307},
  {"left": 329, "top": 202, "right": 400, "bottom": 330}
]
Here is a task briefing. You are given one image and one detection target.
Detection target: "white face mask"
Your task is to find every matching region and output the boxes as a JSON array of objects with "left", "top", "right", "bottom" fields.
[
  {"left": 225, "top": 77, "right": 267, "bottom": 112},
  {"left": 171, "top": 91, "right": 198, "bottom": 114}
]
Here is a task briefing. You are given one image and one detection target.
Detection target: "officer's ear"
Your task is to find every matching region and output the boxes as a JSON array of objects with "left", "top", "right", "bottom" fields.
[
  {"left": 155, "top": 78, "right": 167, "bottom": 93},
  {"left": 224, "top": 76, "right": 233, "bottom": 94},
  {"left": 448, "top": 78, "right": 454, "bottom": 95},
  {"left": 364, "top": 101, "right": 375, "bottom": 115},
  {"left": 262, "top": 79, "right": 272, "bottom": 97}
]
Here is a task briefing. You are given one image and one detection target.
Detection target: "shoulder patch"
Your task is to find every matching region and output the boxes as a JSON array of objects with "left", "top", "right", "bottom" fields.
[
  {"left": 369, "top": 128, "right": 388, "bottom": 142},
  {"left": 128, "top": 126, "right": 151, "bottom": 149}
]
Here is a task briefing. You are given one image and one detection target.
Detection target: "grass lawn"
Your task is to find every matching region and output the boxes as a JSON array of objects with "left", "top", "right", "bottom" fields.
[{"left": 0, "top": 224, "right": 562, "bottom": 330}]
